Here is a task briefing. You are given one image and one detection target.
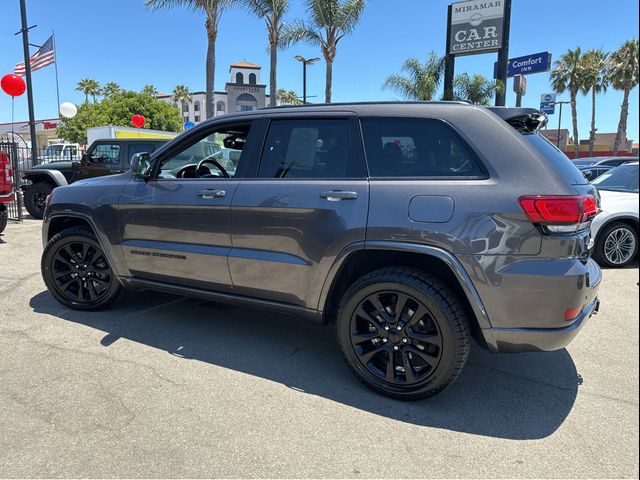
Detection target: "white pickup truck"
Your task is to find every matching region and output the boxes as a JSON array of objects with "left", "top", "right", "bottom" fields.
[{"left": 40, "top": 143, "right": 82, "bottom": 164}]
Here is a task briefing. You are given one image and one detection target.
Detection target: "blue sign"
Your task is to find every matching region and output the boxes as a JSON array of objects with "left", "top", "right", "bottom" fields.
[
  {"left": 184, "top": 121, "right": 195, "bottom": 130},
  {"left": 540, "top": 93, "right": 556, "bottom": 115},
  {"left": 494, "top": 52, "right": 552, "bottom": 78}
]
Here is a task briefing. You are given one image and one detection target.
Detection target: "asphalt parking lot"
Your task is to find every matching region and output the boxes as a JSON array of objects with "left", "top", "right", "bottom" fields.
[{"left": 0, "top": 218, "right": 638, "bottom": 478}]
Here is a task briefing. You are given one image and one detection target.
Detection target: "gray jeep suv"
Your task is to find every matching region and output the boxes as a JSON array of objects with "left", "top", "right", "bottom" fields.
[{"left": 41, "top": 103, "right": 601, "bottom": 400}]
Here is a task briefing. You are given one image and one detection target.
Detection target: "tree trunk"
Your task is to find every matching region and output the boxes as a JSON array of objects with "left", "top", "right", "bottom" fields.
[
  {"left": 588, "top": 88, "right": 596, "bottom": 157},
  {"left": 325, "top": 58, "right": 332, "bottom": 103},
  {"left": 205, "top": 20, "right": 217, "bottom": 120},
  {"left": 270, "top": 40, "right": 277, "bottom": 107},
  {"left": 613, "top": 87, "right": 630, "bottom": 155},
  {"left": 570, "top": 90, "right": 579, "bottom": 158}
]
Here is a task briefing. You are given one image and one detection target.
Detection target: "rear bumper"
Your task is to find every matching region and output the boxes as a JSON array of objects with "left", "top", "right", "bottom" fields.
[{"left": 481, "top": 258, "right": 602, "bottom": 353}]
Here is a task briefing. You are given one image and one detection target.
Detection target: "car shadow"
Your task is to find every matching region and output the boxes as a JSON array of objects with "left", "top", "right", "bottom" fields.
[{"left": 29, "top": 289, "right": 581, "bottom": 440}]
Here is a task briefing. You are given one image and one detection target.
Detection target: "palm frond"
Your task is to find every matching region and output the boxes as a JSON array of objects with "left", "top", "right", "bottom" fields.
[{"left": 280, "top": 19, "right": 323, "bottom": 49}]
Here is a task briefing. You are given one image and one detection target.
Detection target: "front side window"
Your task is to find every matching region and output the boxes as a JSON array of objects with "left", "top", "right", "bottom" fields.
[
  {"left": 361, "top": 118, "right": 483, "bottom": 178},
  {"left": 258, "top": 119, "right": 359, "bottom": 179},
  {"left": 91, "top": 144, "right": 121, "bottom": 165},
  {"left": 157, "top": 124, "right": 252, "bottom": 179}
]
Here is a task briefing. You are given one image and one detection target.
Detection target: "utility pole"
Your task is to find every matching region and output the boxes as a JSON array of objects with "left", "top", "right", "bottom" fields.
[
  {"left": 16, "top": 0, "right": 38, "bottom": 164},
  {"left": 494, "top": 0, "right": 512, "bottom": 106}
]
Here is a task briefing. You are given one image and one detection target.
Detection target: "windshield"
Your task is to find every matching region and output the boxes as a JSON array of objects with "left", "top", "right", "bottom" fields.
[
  {"left": 592, "top": 164, "right": 639, "bottom": 193},
  {"left": 43, "top": 145, "right": 63, "bottom": 156}
]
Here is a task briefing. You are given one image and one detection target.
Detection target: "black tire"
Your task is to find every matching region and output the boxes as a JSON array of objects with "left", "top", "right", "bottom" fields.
[
  {"left": 0, "top": 205, "right": 7, "bottom": 234},
  {"left": 336, "top": 267, "right": 470, "bottom": 400},
  {"left": 24, "top": 182, "right": 53, "bottom": 219},
  {"left": 593, "top": 221, "right": 638, "bottom": 268},
  {"left": 41, "top": 226, "right": 121, "bottom": 310}
]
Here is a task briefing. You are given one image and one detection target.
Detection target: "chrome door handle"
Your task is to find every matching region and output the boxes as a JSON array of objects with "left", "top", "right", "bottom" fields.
[
  {"left": 197, "top": 189, "right": 226, "bottom": 199},
  {"left": 320, "top": 191, "right": 358, "bottom": 201}
]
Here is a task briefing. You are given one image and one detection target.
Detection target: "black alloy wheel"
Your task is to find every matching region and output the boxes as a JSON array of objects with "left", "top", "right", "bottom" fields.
[
  {"left": 336, "top": 267, "right": 470, "bottom": 400},
  {"left": 350, "top": 291, "right": 443, "bottom": 385},
  {"left": 42, "top": 227, "right": 121, "bottom": 310}
]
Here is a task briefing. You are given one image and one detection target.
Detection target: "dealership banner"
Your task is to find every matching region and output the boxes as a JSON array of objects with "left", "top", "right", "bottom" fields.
[{"left": 449, "top": 0, "right": 505, "bottom": 55}]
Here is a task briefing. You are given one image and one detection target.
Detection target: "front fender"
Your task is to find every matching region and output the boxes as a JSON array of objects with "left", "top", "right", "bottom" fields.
[{"left": 23, "top": 169, "right": 68, "bottom": 187}]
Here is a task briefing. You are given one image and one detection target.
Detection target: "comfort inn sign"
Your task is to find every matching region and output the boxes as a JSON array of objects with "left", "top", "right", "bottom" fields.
[{"left": 449, "top": 0, "right": 505, "bottom": 55}]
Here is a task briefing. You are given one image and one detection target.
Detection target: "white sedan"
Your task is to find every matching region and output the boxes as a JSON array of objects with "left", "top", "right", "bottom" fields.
[{"left": 589, "top": 162, "right": 639, "bottom": 267}]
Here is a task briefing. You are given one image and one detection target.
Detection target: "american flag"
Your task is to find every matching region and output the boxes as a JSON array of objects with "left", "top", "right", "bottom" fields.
[{"left": 14, "top": 35, "right": 56, "bottom": 76}]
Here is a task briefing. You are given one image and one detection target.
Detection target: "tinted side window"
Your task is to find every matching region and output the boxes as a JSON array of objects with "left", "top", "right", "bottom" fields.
[
  {"left": 91, "top": 144, "right": 121, "bottom": 165},
  {"left": 361, "top": 118, "right": 483, "bottom": 178},
  {"left": 258, "top": 119, "right": 360, "bottom": 179}
]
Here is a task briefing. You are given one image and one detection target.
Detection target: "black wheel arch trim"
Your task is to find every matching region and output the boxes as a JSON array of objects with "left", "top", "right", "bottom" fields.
[
  {"left": 43, "top": 211, "right": 123, "bottom": 281},
  {"left": 318, "top": 240, "right": 491, "bottom": 330}
]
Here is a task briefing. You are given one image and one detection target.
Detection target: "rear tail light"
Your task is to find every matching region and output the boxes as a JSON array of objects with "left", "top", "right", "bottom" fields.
[
  {"left": 564, "top": 306, "right": 582, "bottom": 322},
  {"left": 518, "top": 195, "right": 598, "bottom": 233},
  {"left": 2, "top": 162, "right": 11, "bottom": 184}
]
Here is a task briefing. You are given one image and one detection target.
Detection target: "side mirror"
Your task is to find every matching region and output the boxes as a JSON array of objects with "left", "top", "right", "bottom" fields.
[
  {"left": 582, "top": 170, "right": 593, "bottom": 180},
  {"left": 130, "top": 152, "right": 151, "bottom": 178}
]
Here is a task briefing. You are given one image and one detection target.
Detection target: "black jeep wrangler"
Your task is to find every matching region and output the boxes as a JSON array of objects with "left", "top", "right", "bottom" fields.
[{"left": 21, "top": 138, "right": 168, "bottom": 219}]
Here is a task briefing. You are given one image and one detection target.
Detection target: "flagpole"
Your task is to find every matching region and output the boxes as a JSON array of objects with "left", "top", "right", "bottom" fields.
[{"left": 52, "top": 30, "right": 61, "bottom": 116}]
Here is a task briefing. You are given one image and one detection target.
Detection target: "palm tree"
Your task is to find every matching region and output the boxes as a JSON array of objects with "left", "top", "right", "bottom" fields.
[
  {"left": 277, "top": 88, "right": 301, "bottom": 105},
  {"left": 146, "top": 0, "right": 238, "bottom": 119},
  {"left": 383, "top": 53, "right": 444, "bottom": 101},
  {"left": 550, "top": 48, "right": 583, "bottom": 158},
  {"left": 102, "top": 82, "right": 122, "bottom": 97},
  {"left": 454, "top": 73, "right": 504, "bottom": 105},
  {"left": 244, "top": 0, "right": 289, "bottom": 107},
  {"left": 76, "top": 78, "right": 101, "bottom": 103},
  {"left": 142, "top": 85, "right": 159, "bottom": 96},
  {"left": 580, "top": 49, "right": 608, "bottom": 157},
  {"left": 281, "top": 0, "right": 365, "bottom": 103},
  {"left": 172, "top": 85, "right": 192, "bottom": 114},
  {"left": 607, "top": 39, "right": 639, "bottom": 154}
]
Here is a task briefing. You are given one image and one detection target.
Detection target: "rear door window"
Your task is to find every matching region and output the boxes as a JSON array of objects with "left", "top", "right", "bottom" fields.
[
  {"left": 258, "top": 119, "right": 364, "bottom": 179},
  {"left": 360, "top": 118, "right": 484, "bottom": 178}
]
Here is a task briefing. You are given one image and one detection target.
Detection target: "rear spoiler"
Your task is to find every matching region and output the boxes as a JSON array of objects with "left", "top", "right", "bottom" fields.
[{"left": 487, "top": 107, "right": 548, "bottom": 134}]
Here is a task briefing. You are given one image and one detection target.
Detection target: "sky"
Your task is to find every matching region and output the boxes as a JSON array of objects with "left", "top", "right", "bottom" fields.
[{"left": 0, "top": 0, "right": 638, "bottom": 142}]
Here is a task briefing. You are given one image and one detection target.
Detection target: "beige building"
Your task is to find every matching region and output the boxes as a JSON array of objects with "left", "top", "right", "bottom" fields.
[{"left": 158, "top": 61, "right": 276, "bottom": 125}]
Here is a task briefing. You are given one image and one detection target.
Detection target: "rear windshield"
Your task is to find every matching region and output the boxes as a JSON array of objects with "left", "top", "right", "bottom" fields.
[{"left": 522, "top": 133, "right": 587, "bottom": 185}]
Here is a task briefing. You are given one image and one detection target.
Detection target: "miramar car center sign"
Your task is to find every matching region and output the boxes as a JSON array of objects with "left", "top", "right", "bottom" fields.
[{"left": 449, "top": 0, "right": 505, "bottom": 55}]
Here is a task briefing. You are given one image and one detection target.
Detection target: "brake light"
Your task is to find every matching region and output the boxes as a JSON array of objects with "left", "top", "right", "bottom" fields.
[{"left": 518, "top": 195, "right": 598, "bottom": 233}]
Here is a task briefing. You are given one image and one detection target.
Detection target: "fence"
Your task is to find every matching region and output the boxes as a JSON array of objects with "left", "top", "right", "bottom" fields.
[{"left": 0, "top": 142, "right": 81, "bottom": 221}]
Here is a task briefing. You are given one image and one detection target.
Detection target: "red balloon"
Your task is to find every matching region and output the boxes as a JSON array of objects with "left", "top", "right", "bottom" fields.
[
  {"left": 1, "top": 74, "right": 26, "bottom": 97},
  {"left": 131, "top": 114, "right": 145, "bottom": 128}
]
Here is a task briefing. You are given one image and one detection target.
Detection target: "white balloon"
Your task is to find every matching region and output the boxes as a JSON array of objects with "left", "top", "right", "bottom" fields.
[{"left": 59, "top": 102, "right": 78, "bottom": 118}]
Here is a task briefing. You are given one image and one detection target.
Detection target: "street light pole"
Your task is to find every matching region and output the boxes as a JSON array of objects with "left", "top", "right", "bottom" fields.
[
  {"left": 554, "top": 100, "right": 572, "bottom": 150},
  {"left": 294, "top": 55, "right": 320, "bottom": 104}
]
